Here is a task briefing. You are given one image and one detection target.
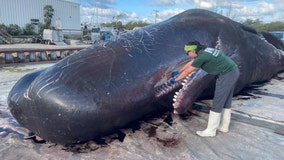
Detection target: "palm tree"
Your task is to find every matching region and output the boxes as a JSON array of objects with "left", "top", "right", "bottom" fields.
[{"left": 43, "top": 5, "right": 54, "bottom": 29}]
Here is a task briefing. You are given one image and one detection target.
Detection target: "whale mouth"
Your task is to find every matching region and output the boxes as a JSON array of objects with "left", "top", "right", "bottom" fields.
[
  {"left": 172, "top": 71, "right": 197, "bottom": 113},
  {"left": 154, "top": 71, "right": 197, "bottom": 113},
  {"left": 154, "top": 80, "right": 182, "bottom": 98}
]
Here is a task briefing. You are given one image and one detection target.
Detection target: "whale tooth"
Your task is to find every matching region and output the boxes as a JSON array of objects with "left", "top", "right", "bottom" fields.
[
  {"left": 161, "top": 86, "right": 167, "bottom": 90},
  {"left": 173, "top": 98, "right": 176, "bottom": 102},
  {"left": 183, "top": 79, "right": 188, "bottom": 83},
  {"left": 174, "top": 95, "right": 178, "bottom": 98}
]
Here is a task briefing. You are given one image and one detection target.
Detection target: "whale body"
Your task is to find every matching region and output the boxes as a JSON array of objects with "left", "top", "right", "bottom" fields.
[{"left": 8, "top": 9, "right": 284, "bottom": 144}]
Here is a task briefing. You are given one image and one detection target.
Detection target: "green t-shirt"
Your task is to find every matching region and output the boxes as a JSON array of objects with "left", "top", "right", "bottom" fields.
[{"left": 191, "top": 48, "right": 237, "bottom": 75}]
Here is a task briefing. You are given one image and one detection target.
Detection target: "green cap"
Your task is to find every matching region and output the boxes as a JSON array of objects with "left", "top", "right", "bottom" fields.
[{"left": 184, "top": 45, "right": 197, "bottom": 52}]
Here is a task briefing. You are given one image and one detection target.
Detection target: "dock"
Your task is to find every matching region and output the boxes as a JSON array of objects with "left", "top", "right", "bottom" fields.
[{"left": 0, "top": 43, "right": 90, "bottom": 64}]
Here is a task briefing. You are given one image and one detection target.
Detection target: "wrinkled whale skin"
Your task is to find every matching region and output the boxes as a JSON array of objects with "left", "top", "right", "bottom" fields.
[{"left": 8, "top": 9, "right": 284, "bottom": 144}]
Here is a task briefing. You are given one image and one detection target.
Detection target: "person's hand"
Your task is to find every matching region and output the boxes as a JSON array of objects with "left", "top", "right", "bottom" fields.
[
  {"left": 169, "top": 77, "right": 176, "bottom": 84},
  {"left": 171, "top": 71, "right": 179, "bottom": 77}
]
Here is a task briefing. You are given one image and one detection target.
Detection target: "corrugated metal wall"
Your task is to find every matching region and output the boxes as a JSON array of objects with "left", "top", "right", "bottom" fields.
[{"left": 0, "top": 0, "right": 80, "bottom": 30}]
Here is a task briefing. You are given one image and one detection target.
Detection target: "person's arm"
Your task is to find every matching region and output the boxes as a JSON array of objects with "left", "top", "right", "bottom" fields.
[
  {"left": 176, "top": 61, "right": 196, "bottom": 81},
  {"left": 179, "top": 60, "right": 193, "bottom": 72}
]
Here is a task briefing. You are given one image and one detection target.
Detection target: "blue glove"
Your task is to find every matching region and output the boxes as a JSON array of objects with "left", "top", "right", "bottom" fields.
[
  {"left": 171, "top": 71, "right": 180, "bottom": 77},
  {"left": 170, "top": 78, "right": 176, "bottom": 84}
]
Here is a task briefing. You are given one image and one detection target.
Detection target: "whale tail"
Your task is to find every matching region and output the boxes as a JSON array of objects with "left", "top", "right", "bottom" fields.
[{"left": 261, "top": 31, "right": 284, "bottom": 51}]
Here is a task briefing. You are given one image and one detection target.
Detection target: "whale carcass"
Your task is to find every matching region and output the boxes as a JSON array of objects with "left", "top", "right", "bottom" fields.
[{"left": 8, "top": 9, "right": 284, "bottom": 144}]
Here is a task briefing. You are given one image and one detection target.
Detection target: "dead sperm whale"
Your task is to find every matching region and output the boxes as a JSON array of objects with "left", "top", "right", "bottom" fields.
[{"left": 8, "top": 9, "right": 284, "bottom": 144}]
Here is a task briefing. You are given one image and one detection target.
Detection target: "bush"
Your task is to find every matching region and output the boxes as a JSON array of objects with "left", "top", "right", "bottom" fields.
[
  {"left": 6, "top": 24, "right": 22, "bottom": 35},
  {"left": 23, "top": 23, "right": 35, "bottom": 35},
  {"left": 0, "top": 23, "right": 6, "bottom": 30}
]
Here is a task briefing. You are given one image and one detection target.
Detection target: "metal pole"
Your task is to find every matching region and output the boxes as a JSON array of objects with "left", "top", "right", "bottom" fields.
[{"left": 154, "top": 10, "right": 159, "bottom": 24}]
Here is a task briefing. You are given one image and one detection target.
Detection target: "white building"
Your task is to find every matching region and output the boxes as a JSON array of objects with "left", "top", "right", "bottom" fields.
[{"left": 0, "top": 0, "right": 81, "bottom": 31}]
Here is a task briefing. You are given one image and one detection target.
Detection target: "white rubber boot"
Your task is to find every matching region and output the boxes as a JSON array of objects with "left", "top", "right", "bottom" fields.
[
  {"left": 218, "top": 108, "right": 231, "bottom": 133},
  {"left": 196, "top": 110, "right": 221, "bottom": 137}
]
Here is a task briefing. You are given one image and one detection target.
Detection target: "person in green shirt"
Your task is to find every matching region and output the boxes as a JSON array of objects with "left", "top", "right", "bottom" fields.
[{"left": 172, "top": 40, "right": 239, "bottom": 137}]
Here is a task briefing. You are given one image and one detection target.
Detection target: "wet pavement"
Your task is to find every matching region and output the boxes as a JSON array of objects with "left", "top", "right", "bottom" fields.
[{"left": 0, "top": 62, "right": 284, "bottom": 160}]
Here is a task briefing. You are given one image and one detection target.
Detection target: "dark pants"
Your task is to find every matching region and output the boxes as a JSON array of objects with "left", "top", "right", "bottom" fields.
[{"left": 211, "top": 68, "right": 240, "bottom": 113}]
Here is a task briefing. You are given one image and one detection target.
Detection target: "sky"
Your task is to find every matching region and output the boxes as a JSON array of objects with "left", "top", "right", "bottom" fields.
[{"left": 68, "top": 0, "right": 284, "bottom": 25}]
